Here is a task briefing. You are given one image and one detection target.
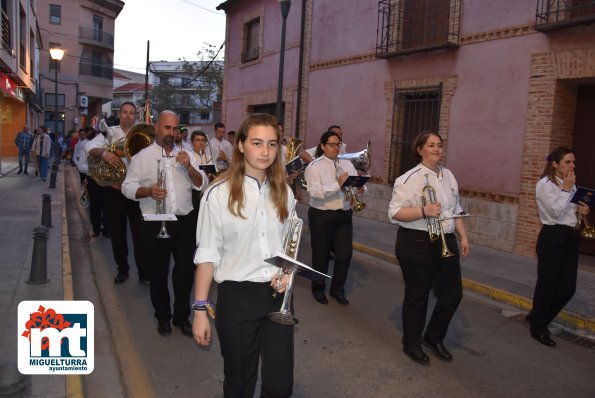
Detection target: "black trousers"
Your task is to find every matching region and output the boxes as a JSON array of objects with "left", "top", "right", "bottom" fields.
[
  {"left": 142, "top": 211, "right": 197, "bottom": 322},
  {"left": 308, "top": 207, "right": 353, "bottom": 295},
  {"left": 103, "top": 187, "right": 147, "bottom": 278},
  {"left": 86, "top": 177, "right": 108, "bottom": 235},
  {"left": 395, "top": 227, "right": 462, "bottom": 349},
  {"left": 215, "top": 281, "right": 294, "bottom": 398},
  {"left": 527, "top": 225, "right": 579, "bottom": 334}
]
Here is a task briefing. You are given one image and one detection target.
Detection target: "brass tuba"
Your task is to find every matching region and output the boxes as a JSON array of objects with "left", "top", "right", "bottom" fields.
[
  {"left": 284, "top": 137, "right": 304, "bottom": 162},
  {"left": 88, "top": 122, "right": 155, "bottom": 186}
]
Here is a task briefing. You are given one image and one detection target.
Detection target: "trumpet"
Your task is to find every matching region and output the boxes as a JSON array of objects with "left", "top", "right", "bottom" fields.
[
  {"left": 577, "top": 213, "right": 595, "bottom": 240},
  {"left": 421, "top": 174, "right": 454, "bottom": 258},
  {"left": 268, "top": 201, "right": 303, "bottom": 326},
  {"left": 336, "top": 163, "right": 366, "bottom": 212},
  {"left": 155, "top": 159, "right": 170, "bottom": 239}
]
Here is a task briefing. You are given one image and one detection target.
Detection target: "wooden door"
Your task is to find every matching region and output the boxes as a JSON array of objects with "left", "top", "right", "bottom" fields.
[{"left": 573, "top": 85, "right": 595, "bottom": 255}]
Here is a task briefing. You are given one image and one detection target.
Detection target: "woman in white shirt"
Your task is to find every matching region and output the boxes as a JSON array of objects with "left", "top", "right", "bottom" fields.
[
  {"left": 193, "top": 113, "right": 296, "bottom": 398},
  {"left": 526, "top": 147, "right": 590, "bottom": 347},
  {"left": 388, "top": 131, "right": 469, "bottom": 365},
  {"left": 304, "top": 130, "right": 362, "bottom": 306}
]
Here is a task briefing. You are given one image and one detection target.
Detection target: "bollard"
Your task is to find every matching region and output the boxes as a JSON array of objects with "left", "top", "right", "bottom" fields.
[
  {"left": 41, "top": 194, "right": 52, "bottom": 228},
  {"left": 26, "top": 226, "right": 50, "bottom": 285}
]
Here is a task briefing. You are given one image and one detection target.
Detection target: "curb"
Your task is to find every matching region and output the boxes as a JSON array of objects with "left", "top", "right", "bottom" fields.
[
  {"left": 301, "top": 226, "right": 595, "bottom": 334},
  {"left": 60, "top": 166, "right": 85, "bottom": 397}
]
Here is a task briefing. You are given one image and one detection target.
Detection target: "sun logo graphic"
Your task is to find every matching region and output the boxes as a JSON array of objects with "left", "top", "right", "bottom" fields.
[{"left": 18, "top": 301, "right": 94, "bottom": 375}]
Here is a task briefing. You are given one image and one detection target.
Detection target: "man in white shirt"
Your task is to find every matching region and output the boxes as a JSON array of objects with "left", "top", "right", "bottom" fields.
[
  {"left": 73, "top": 129, "right": 89, "bottom": 186},
  {"left": 122, "top": 110, "right": 207, "bottom": 337},
  {"left": 86, "top": 102, "right": 148, "bottom": 285},
  {"left": 176, "top": 126, "right": 193, "bottom": 152},
  {"left": 209, "top": 122, "right": 232, "bottom": 170}
]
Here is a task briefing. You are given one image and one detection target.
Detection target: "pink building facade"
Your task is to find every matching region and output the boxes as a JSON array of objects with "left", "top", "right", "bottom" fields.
[{"left": 217, "top": 0, "right": 595, "bottom": 257}]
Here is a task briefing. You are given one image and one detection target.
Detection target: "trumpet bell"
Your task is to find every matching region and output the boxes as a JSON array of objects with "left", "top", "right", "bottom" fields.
[{"left": 268, "top": 310, "right": 299, "bottom": 326}]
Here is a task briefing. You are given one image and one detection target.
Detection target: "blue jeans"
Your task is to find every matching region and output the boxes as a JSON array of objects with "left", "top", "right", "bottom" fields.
[
  {"left": 37, "top": 156, "right": 49, "bottom": 179},
  {"left": 18, "top": 149, "right": 31, "bottom": 171}
]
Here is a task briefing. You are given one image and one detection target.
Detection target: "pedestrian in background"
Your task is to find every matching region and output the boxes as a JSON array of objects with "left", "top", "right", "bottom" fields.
[
  {"left": 15, "top": 125, "right": 34, "bottom": 175},
  {"left": 84, "top": 127, "right": 109, "bottom": 238},
  {"left": 193, "top": 113, "right": 295, "bottom": 398},
  {"left": 31, "top": 128, "right": 52, "bottom": 181},
  {"left": 526, "top": 147, "right": 590, "bottom": 347},
  {"left": 388, "top": 131, "right": 469, "bottom": 365}
]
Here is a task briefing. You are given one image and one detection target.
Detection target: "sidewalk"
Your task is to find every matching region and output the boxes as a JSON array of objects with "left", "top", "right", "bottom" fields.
[
  {"left": 0, "top": 158, "right": 67, "bottom": 397},
  {"left": 296, "top": 204, "right": 595, "bottom": 335}
]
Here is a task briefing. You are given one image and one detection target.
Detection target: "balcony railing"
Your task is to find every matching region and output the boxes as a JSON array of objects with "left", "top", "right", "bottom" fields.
[
  {"left": 19, "top": 43, "right": 25, "bottom": 70},
  {"left": 535, "top": 0, "right": 595, "bottom": 31},
  {"left": 79, "top": 60, "right": 113, "bottom": 79},
  {"left": 79, "top": 26, "right": 114, "bottom": 49},
  {"left": 1, "top": 8, "right": 10, "bottom": 51},
  {"left": 241, "top": 46, "right": 259, "bottom": 63},
  {"left": 376, "top": 0, "right": 461, "bottom": 58}
]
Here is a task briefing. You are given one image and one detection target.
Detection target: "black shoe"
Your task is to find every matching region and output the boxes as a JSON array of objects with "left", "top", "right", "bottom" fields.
[
  {"left": 329, "top": 292, "right": 349, "bottom": 305},
  {"left": 24, "top": 171, "right": 29, "bottom": 175},
  {"left": 403, "top": 346, "right": 430, "bottom": 365},
  {"left": 114, "top": 272, "right": 129, "bottom": 284},
  {"left": 157, "top": 320, "right": 172, "bottom": 336},
  {"left": 312, "top": 292, "right": 328, "bottom": 304},
  {"left": 422, "top": 337, "right": 453, "bottom": 361},
  {"left": 173, "top": 320, "right": 193, "bottom": 337},
  {"left": 17, "top": 169, "right": 22, "bottom": 174},
  {"left": 531, "top": 331, "right": 556, "bottom": 347}
]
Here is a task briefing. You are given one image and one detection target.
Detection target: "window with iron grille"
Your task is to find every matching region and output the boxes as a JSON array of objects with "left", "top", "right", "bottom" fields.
[
  {"left": 389, "top": 85, "right": 441, "bottom": 182},
  {"left": 535, "top": 0, "right": 595, "bottom": 31},
  {"left": 49, "top": 4, "right": 60, "bottom": 25},
  {"left": 242, "top": 18, "right": 260, "bottom": 63},
  {"left": 376, "top": 0, "right": 461, "bottom": 58},
  {"left": 1, "top": 1, "right": 11, "bottom": 51}
]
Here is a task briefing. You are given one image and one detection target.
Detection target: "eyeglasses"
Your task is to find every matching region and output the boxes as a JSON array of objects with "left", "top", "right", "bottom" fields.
[{"left": 325, "top": 142, "right": 342, "bottom": 149}]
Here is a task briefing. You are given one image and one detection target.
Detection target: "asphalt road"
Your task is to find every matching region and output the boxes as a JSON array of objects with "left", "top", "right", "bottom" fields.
[{"left": 64, "top": 166, "right": 595, "bottom": 398}]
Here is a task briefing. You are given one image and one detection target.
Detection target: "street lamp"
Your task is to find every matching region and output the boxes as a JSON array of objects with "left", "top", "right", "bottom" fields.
[
  {"left": 48, "top": 47, "right": 64, "bottom": 189},
  {"left": 275, "top": 0, "right": 291, "bottom": 122}
]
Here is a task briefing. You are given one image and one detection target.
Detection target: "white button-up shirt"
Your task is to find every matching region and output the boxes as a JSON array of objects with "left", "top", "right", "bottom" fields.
[
  {"left": 388, "top": 164, "right": 463, "bottom": 233},
  {"left": 194, "top": 150, "right": 213, "bottom": 165},
  {"left": 73, "top": 138, "right": 89, "bottom": 174},
  {"left": 209, "top": 137, "right": 233, "bottom": 164},
  {"left": 305, "top": 155, "right": 358, "bottom": 211},
  {"left": 194, "top": 176, "right": 296, "bottom": 283},
  {"left": 121, "top": 143, "right": 207, "bottom": 215},
  {"left": 85, "top": 125, "right": 129, "bottom": 167},
  {"left": 535, "top": 176, "right": 577, "bottom": 227}
]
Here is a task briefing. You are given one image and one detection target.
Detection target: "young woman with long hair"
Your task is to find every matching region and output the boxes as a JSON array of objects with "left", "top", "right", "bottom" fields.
[{"left": 193, "top": 113, "right": 296, "bottom": 397}]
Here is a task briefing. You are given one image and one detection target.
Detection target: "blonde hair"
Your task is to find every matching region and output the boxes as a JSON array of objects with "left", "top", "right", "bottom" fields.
[{"left": 213, "top": 114, "right": 289, "bottom": 221}]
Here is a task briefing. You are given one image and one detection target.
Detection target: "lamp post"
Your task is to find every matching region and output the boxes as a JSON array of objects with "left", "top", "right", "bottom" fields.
[
  {"left": 48, "top": 47, "right": 64, "bottom": 189},
  {"left": 275, "top": 0, "right": 291, "bottom": 122}
]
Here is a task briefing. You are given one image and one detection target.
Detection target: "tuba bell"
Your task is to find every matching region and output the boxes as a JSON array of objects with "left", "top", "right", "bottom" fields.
[{"left": 88, "top": 122, "right": 155, "bottom": 186}]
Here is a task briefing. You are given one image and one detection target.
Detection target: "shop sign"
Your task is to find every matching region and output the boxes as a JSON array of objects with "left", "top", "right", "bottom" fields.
[{"left": 0, "top": 72, "right": 25, "bottom": 102}]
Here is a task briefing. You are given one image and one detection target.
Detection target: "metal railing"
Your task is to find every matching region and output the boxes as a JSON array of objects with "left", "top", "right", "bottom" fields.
[
  {"left": 79, "top": 60, "right": 113, "bottom": 79},
  {"left": 78, "top": 26, "right": 114, "bottom": 48},
  {"left": 376, "top": 0, "right": 461, "bottom": 58},
  {"left": 535, "top": 0, "right": 595, "bottom": 30},
  {"left": 241, "top": 46, "right": 259, "bottom": 63},
  {"left": 1, "top": 8, "right": 10, "bottom": 51}
]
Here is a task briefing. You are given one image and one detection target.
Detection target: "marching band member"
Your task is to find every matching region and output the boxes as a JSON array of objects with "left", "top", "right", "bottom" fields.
[
  {"left": 191, "top": 130, "right": 213, "bottom": 165},
  {"left": 300, "top": 124, "right": 346, "bottom": 164},
  {"left": 388, "top": 131, "right": 469, "bottom": 365},
  {"left": 86, "top": 101, "right": 148, "bottom": 284},
  {"left": 526, "top": 147, "right": 590, "bottom": 347},
  {"left": 122, "top": 110, "right": 207, "bottom": 337},
  {"left": 193, "top": 113, "right": 295, "bottom": 398},
  {"left": 209, "top": 122, "right": 233, "bottom": 171},
  {"left": 305, "top": 130, "right": 362, "bottom": 306}
]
